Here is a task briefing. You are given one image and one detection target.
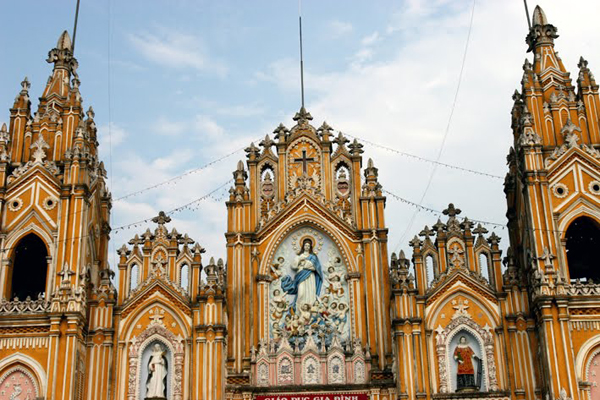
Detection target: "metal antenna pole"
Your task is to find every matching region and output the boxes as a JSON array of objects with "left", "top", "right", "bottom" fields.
[
  {"left": 72, "top": 0, "right": 81, "bottom": 53},
  {"left": 299, "top": 0, "right": 305, "bottom": 108},
  {"left": 523, "top": 0, "right": 532, "bottom": 30}
]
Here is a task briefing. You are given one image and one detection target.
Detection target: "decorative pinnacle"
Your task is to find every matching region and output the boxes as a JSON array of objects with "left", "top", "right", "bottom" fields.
[
  {"left": 259, "top": 134, "right": 274, "bottom": 151},
  {"left": 152, "top": 211, "right": 171, "bottom": 226},
  {"left": 56, "top": 30, "right": 73, "bottom": 51},
  {"left": 273, "top": 123, "right": 289, "bottom": 141},
  {"left": 526, "top": 5, "right": 558, "bottom": 52},
  {"left": 21, "top": 77, "right": 31, "bottom": 92}
]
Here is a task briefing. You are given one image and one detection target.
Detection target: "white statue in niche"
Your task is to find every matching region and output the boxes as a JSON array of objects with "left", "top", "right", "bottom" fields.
[{"left": 146, "top": 343, "right": 168, "bottom": 399}]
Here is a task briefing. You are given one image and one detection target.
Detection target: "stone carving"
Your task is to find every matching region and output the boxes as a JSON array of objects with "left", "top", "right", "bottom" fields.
[
  {"left": 302, "top": 356, "right": 320, "bottom": 384},
  {"left": 146, "top": 343, "right": 168, "bottom": 398},
  {"left": 435, "top": 314, "right": 499, "bottom": 393},
  {"left": 328, "top": 355, "right": 345, "bottom": 384},
  {"left": 277, "top": 357, "right": 293, "bottom": 385},
  {"left": 269, "top": 228, "right": 351, "bottom": 348},
  {"left": 127, "top": 324, "right": 184, "bottom": 400},
  {"left": 0, "top": 366, "right": 39, "bottom": 400},
  {"left": 0, "top": 294, "right": 50, "bottom": 315}
]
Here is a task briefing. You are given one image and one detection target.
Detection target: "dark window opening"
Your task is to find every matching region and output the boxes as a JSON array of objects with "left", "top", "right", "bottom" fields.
[
  {"left": 11, "top": 234, "right": 48, "bottom": 300},
  {"left": 566, "top": 217, "right": 600, "bottom": 282}
]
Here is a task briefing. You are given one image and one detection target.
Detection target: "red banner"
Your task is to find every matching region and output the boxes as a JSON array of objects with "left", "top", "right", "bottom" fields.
[{"left": 255, "top": 394, "right": 369, "bottom": 400}]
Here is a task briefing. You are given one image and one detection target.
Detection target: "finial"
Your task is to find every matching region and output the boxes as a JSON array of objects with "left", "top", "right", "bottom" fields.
[
  {"left": 21, "top": 77, "right": 31, "bottom": 92},
  {"left": 86, "top": 106, "right": 95, "bottom": 120},
  {"left": 259, "top": 134, "right": 274, "bottom": 152},
  {"left": 531, "top": 5, "right": 548, "bottom": 26},
  {"left": 526, "top": 5, "right": 558, "bottom": 52},
  {"left": 273, "top": 123, "right": 289, "bottom": 142},
  {"left": 442, "top": 203, "right": 461, "bottom": 218},
  {"left": 57, "top": 30, "right": 73, "bottom": 51},
  {"left": 293, "top": 106, "right": 313, "bottom": 122},
  {"left": 367, "top": 158, "right": 374, "bottom": 169},
  {"left": 237, "top": 160, "right": 244, "bottom": 171},
  {"left": 152, "top": 211, "right": 171, "bottom": 226}
]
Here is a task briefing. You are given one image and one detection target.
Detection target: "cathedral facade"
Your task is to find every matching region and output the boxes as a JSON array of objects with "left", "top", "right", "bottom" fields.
[{"left": 0, "top": 5, "right": 598, "bottom": 400}]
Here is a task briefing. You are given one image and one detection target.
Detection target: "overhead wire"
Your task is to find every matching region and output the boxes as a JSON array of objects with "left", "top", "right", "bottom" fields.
[
  {"left": 395, "top": 0, "right": 477, "bottom": 252},
  {"left": 0, "top": 179, "right": 232, "bottom": 254},
  {"left": 345, "top": 133, "right": 503, "bottom": 180}
]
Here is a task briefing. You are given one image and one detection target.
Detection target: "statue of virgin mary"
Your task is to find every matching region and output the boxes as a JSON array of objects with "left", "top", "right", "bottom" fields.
[
  {"left": 146, "top": 343, "right": 168, "bottom": 399},
  {"left": 281, "top": 238, "right": 323, "bottom": 311}
]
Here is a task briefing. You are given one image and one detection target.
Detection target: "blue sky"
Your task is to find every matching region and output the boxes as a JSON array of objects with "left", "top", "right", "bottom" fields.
[{"left": 1, "top": 0, "right": 599, "bottom": 264}]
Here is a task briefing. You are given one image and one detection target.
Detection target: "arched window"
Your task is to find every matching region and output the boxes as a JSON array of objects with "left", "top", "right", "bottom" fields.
[
  {"left": 130, "top": 264, "right": 139, "bottom": 292},
  {"left": 479, "top": 253, "right": 490, "bottom": 283},
  {"left": 11, "top": 234, "right": 48, "bottom": 300},
  {"left": 425, "top": 254, "right": 436, "bottom": 288},
  {"left": 180, "top": 263, "right": 189, "bottom": 291},
  {"left": 566, "top": 217, "right": 600, "bottom": 282}
]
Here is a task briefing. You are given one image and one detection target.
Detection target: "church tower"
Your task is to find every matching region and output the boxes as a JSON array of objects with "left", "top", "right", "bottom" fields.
[
  {"left": 505, "top": 5, "right": 600, "bottom": 400},
  {"left": 0, "top": 31, "right": 112, "bottom": 399},
  {"left": 225, "top": 108, "right": 395, "bottom": 398}
]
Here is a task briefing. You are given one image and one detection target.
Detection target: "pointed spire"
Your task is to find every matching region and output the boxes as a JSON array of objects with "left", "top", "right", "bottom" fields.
[
  {"left": 47, "top": 30, "right": 77, "bottom": 73},
  {"left": 57, "top": 30, "right": 73, "bottom": 51},
  {"left": 526, "top": 5, "right": 558, "bottom": 52}
]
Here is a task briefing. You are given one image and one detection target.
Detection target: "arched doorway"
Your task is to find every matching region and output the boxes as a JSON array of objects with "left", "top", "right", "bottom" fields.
[
  {"left": 565, "top": 217, "right": 600, "bottom": 282},
  {"left": 10, "top": 234, "right": 48, "bottom": 300}
]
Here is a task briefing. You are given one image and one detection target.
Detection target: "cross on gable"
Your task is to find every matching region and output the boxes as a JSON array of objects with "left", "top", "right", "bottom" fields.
[
  {"left": 442, "top": 203, "right": 461, "bottom": 218},
  {"left": 152, "top": 211, "right": 171, "bottom": 226},
  {"left": 294, "top": 149, "right": 316, "bottom": 174}
]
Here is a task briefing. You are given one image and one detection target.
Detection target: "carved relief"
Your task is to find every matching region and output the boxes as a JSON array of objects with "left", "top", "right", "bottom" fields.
[
  {"left": 277, "top": 357, "right": 293, "bottom": 385},
  {"left": 0, "top": 366, "right": 39, "bottom": 400},
  {"left": 302, "top": 356, "right": 320, "bottom": 384},
  {"left": 269, "top": 227, "right": 351, "bottom": 348},
  {"left": 127, "top": 320, "right": 184, "bottom": 400},
  {"left": 435, "top": 313, "right": 499, "bottom": 393},
  {"left": 287, "top": 138, "right": 321, "bottom": 193}
]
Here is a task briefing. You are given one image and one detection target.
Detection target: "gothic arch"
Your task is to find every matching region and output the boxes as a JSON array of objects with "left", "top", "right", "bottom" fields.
[
  {"left": 434, "top": 315, "right": 499, "bottom": 393},
  {"left": 576, "top": 334, "right": 600, "bottom": 381},
  {"left": 563, "top": 215, "right": 600, "bottom": 281},
  {"left": 426, "top": 289, "right": 501, "bottom": 329},
  {"left": 121, "top": 300, "right": 191, "bottom": 342},
  {"left": 127, "top": 324, "right": 184, "bottom": 400},
  {"left": 260, "top": 216, "right": 358, "bottom": 276},
  {"left": 7, "top": 232, "right": 49, "bottom": 301},
  {"left": 0, "top": 353, "right": 47, "bottom": 395}
]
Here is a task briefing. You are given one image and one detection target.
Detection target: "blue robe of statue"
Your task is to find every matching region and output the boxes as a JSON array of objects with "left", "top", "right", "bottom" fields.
[{"left": 281, "top": 253, "right": 323, "bottom": 310}]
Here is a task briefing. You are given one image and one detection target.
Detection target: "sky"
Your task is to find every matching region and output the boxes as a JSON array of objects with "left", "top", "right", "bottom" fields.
[{"left": 1, "top": 0, "right": 599, "bottom": 267}]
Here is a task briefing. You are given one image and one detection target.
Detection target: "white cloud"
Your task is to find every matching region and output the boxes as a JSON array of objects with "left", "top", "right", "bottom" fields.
[
  {"left": 153, "top": 116, "right": 188, "bottom": 136},
  {"left": 128, "top": 30, "right": 227, "bottom": 76},
  {"left": 361, "top": 32, "right": 380, "bottom": 46},
  {"left": 97, "top": 123, "right": 127, "bottom": 149},
  {"left": 329, "top": 20, "right": 353, "bottom": 38}
]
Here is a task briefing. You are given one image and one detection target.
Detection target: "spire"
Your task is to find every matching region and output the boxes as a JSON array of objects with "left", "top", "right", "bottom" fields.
[
  {"left": 42, "top": 31, "right": 79, "bottom": 103},
  {"left": 526, "top": 5, "right": 558, "bottom": 52},
  {"left": 47, "top": 30, "right": 77, "bottom": 73}
]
